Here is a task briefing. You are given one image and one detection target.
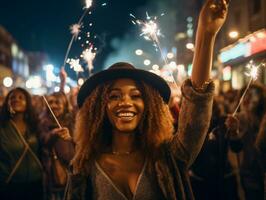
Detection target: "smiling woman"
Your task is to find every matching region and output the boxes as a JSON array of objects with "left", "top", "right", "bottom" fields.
[
  {"left": 65, "top": 0, "right": 229, "bottom": 199},
  {"left": 106, "top": 79, "right": 145, "bottom": 135}
]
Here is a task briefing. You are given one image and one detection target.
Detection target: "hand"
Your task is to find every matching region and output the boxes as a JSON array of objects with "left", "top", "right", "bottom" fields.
[
  {"left": 198, "top": 0, "right": 230, "bottom": 36},
  {"left": 59, "top": 67, "right": 67, "bottom": 83},
  {"left": 225, "top": 114, "right": 239, "bottom": 139},
  {"left": 52, "top": 127, "right": 72, "bottom": 141}
]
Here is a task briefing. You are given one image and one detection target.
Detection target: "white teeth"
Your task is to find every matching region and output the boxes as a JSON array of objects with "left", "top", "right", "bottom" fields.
[{"left": 117, "top": 112, "right": 135, "bottom": 117}]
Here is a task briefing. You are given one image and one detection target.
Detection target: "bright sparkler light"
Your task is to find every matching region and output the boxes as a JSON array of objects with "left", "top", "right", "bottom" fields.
[
  {"left": 232, "top": 60, "right": 265, "bottom": 116},
  {"left": 141, "top": 20, "right": 159, "bottom": 41},
  {"left": 130, "top": 12, "right": 162, "bottom": 45},
  {"left": 67, "top": 58, "right": 84, "bottom": 72},
  {"left": 85, "top": 0, "right": 93, "bottom": 9},
  {"left": 245, "top": 60, "right": 259, "bottom": 80},
  {"left": 131, "top": 11, "right": 180, "bottom": 88},
  {"left": 70, "top": 24, "right": 81, "bottom": 39},
  {"left": 81, "top": 47, "right": 96, "bottom": 71}
]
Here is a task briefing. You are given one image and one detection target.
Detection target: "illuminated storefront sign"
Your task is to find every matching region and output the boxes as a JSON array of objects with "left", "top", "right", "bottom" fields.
[{"left": 219, "top": 29, "right": 266, "bottom": 63}]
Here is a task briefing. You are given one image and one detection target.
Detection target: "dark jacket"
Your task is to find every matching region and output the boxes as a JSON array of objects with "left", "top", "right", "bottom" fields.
[
  {"left": 65, "top": 79, "right": 215, "bottom": 200},
  {"left": 0, "top": 121, "right": 44, "bottom": 199},
  {"left": 39, "top": 112, "right": 75, "bottom": 191},
  {"left": 255, "top": 114, "right": 266, "bottom": 199}
]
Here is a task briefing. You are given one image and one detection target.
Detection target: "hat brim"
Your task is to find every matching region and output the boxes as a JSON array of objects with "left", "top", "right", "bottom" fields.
[{"left": 77, "top": 68, "right": 171, "bottom": 108}]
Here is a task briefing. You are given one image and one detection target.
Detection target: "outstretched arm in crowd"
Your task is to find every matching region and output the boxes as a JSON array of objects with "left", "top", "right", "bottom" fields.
[
  {"left": 191, "top": 0, "right": 229, "bottom": 89},
  {"left": 171, "top": 0, "right": 230, "bottom": 167},
  {"left": 59, "top": 67, "right": 67, "bottom": 93}
]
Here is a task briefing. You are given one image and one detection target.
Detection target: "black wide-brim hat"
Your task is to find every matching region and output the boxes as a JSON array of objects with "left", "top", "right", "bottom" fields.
[{"left": 77, "top": 62, "right": 171, "bottom": 108}]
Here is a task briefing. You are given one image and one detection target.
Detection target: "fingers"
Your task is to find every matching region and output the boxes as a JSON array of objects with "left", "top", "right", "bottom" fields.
[
  {"left": 209, "top": 0, "right": 229, "bottom": 10},
  {"left": 225, "top": 115, "right": 239, "bottom": 130},
  {"left": 52, "top": 127, "right": 72, "bottom": 140}
]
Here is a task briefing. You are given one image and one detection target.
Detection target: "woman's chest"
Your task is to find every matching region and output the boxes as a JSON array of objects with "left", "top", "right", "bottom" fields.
[{"left": 97, "top": 154, "right": 145, "bottom": 196}]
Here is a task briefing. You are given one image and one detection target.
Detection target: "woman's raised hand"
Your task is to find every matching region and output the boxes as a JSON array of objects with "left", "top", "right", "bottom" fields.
[{"left": 199, "top": 0, "right": 230, "bottom": 36}]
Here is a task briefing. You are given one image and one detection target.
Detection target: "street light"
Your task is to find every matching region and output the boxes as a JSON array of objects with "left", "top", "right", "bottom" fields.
[
  {"left": 78, "top": 78, "right": 84, "bottom": 86},
  {"left": 3, "top": 77, "right": 13, "bottom": 88},
  {"left": 167, "top": 52, "right": 174, "bottom": 59},
  {"left": 186, "top": 43, "right": 194, "bottom": 50},
  {"left": 144, "top": 59, "right": 151, "bottom": 66},
  {"left": 135, "top": 49, "right": 143, "bottom": 56},
  {"left": 228, "top": 31, "right": 239, "bottom": 39}
]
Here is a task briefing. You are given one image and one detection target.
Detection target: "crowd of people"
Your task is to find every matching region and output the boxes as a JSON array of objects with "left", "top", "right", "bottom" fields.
[
  {"left": 1, "top": 0, "right": 266, "bottom": 200},
  {"left": 1, "top": 79, "right": 266, "bottom": 200}
]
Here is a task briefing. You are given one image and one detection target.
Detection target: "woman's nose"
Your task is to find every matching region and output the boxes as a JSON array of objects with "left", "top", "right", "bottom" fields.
[{"left": 118, "top": 95, "right": 133, "bottom": 106}]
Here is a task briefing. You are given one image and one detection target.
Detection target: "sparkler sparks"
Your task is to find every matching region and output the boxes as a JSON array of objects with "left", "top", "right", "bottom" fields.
[
  {"left": 130, "top": 12, "right": 162, "bottom": 46},
  {"left": 70, "top": 24, "right": 81, "bottom": 39},
  {"left": 67, "top": 58, "right": 84, "bottom": 72},
  {"left": 232, "top": 60, "right": 265, "bottom": 116},
  {"left": 85, "top": 0, "right": 93, "bottom": 9},
  {"left": 63, "top": 0, "right": 94, "bottom": 70},
  {"left": 131, "top": 11, "right": 179, "bottom": 88},
  {"left": 245, "top": 60, "right": 260, "bottom": 80},
  {"left": 81, "top": 47, "right": 96, "bottom": 72}
]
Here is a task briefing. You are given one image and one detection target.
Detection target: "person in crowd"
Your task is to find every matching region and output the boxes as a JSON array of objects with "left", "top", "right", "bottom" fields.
[
  {"left": 255, "top": 112, "right": 266, "bottom": 198},
  {"left": 32, "top": 95, "right": 46, "bottom": 115},
  {"left": 0, "top": 87, "right": 44, "bottom": 200},
  {"left": 236, "top": 83, "right": 266, "bottom": 199},
  {"left": 65, "top": 0, "right": 229, "bottom": 199},
  {"left": 39, "top": 91, "right": 75, "bottom": 200},
  {"left": 189, "top": 99, "right": 243, "bottom": 200}
]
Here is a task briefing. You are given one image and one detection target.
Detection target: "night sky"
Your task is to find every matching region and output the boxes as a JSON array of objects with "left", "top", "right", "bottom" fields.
[
  {"left": 0, "top": 0, "right": 189, "bottom": 80},
  {"left": 0, "top": 0, "right": 149, "bottom": 70}
]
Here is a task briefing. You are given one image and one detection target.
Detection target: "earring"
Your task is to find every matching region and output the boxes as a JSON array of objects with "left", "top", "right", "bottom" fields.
[{"left": 8, "top": 104, "right": 16, "bottom": 115}]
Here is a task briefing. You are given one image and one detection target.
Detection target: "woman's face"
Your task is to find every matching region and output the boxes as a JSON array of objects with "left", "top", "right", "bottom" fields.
[
  {"left": 106, "top": 79, "right": 145, "bottom": 134},
  {"left": 47, "top": 95, "right": 65, "bottom": 117},
  {"left": 8, "top": 90, "right": 27, "bottom": 114}
]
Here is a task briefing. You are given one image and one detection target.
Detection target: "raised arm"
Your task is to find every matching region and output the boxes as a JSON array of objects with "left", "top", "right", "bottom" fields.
[
  {"left": 192, "top": 0, "right": 229, "bottom": 90},
  {"left": 170, "top": 0, "right": 229, "bottom": 167}
]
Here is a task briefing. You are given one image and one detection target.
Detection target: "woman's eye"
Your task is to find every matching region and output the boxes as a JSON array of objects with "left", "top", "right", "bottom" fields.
[
  {"left": 108, "top": 94, "right": 121, "bottom": 100},
  {"left": 131, "top": 93, "right": 142, "bottom": 99}
]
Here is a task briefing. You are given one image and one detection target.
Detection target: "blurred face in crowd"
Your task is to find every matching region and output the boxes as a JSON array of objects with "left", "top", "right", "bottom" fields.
[
  {"left": 47, "top": 95, "right": 65, "bottom": 117},
  {"left": 243, "top": 88, "right": 260, "bottom": 112},
  {"left": 106, "top": 79, "right": 145, "bottom": 134},
  {"left": 8, "top": 90, "right": 27, "bottom": 114}
]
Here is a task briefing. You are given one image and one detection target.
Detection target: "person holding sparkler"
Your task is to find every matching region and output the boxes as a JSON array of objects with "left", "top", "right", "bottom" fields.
[
  {"left": 40, "top": 92, "right": 75, "bottom": 200},
  {"left": 235, "top": 83, "right": 266, "bottom": 199},
  {"left": 65, "top": 0, "right": 230, "bottom": 199}
]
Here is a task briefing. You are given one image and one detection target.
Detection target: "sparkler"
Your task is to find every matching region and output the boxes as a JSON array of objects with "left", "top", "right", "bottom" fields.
[
  {"left": 130, "top": 12, "right": 163, "bottom": 51},
  {"left": 42, "top": 96, "right": 62, "bottom": 128},
  {"left": 67, "top": 58, "right": 84, "bottom": 72},
  {"left": 232, "top": 60, "right": 265, "bottom": 116},
  {"left": 62, "top": 0, "right": 93, "bottom": 69},
  {"left": 131, "top": 12, "right": 178, "bottom": 87},
  {"left": 81, "top": 46, "right": 96, "bottom": 73}
]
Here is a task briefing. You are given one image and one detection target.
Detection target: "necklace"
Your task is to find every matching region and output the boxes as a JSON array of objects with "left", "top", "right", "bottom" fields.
[{"left": 112, "top": 150, "right": 132, "bottom": 155}]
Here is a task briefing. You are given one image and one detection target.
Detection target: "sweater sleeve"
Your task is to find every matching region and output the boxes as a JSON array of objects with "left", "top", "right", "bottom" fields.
[{"left": 169, "top": 79, "right": 215, "bottom": 167}]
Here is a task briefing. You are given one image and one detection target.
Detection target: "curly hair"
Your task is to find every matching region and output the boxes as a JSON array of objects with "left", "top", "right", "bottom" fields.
[
  {"left": 0, "top": 87, "right": 39, "bottom": 133},
  {"left": 71, "top": 80, "right": 174, "bottom": 173}
]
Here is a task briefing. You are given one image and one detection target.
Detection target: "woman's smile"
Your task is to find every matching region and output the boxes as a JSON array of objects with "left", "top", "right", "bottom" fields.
[{"left": 106, "top": 79, "right": 145, "bottom": 133}]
